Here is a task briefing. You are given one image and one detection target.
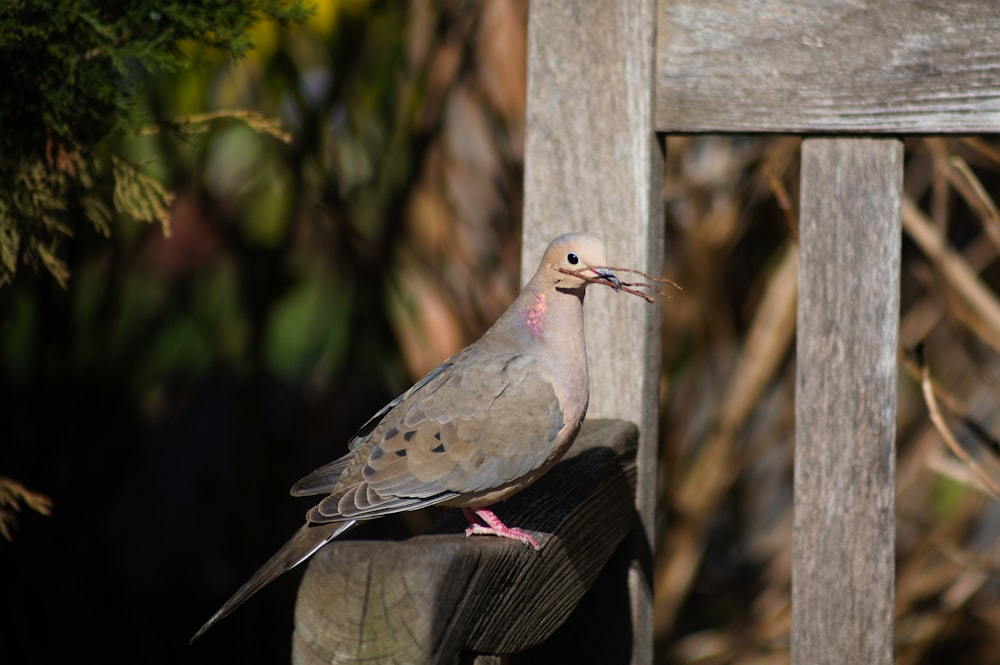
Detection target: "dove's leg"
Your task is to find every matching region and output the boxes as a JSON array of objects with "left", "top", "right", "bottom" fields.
[{"left": 462, "top": 508, "right": 540, "bottom": 550}]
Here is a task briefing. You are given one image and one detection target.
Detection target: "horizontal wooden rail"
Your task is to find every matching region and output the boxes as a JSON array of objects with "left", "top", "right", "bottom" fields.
[
  {"left": 656, "top": 0, "right": 1000, "bottom": 133},
  {"left": 292, "top": 419, "right": 641, "bottom": 665}
]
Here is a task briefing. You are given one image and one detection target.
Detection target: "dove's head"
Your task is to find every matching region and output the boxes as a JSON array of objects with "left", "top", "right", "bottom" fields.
[{"left": 540, "top": 232, "right": 621, "bottom": 294}]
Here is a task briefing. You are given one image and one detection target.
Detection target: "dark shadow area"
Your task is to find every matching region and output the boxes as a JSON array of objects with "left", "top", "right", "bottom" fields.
[{"left": 515, "top": 531, "right": 636, "bottom": 665}]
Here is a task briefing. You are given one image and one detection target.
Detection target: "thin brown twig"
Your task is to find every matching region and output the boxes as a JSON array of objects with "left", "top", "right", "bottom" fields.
[
  {"left": 554, "top": 264, "right": 681, "bottom": 303},
  {"left": 917, "top": 348, "right": 1000, "bottom": 499},
  {"left": 946, "top": 157, "right": 1000, "bottom": 252},
  {"left": 591, "top": 265, "right": 682, "bottom": 288},
  {"left": 902, "top": 196, "right": 1000, "bottom": 350},
  {"left": 960, "top": 137, "right": 1000, "bottom": 169},
  {"left": 554, "top": 266, "right": 655, "bottom": 301},
  {"left": 900, "top": 348, "right": 1000, "bottom": 458}
]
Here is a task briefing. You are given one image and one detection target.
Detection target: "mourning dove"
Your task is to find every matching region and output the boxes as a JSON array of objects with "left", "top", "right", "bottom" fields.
[{"left": 192, "top": 232, "right": 631, "bottom": 642}]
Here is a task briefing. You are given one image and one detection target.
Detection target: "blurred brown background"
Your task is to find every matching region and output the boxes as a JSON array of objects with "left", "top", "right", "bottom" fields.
[{"left": 2, "top": 2, "right": 1000, "bottom": 663}]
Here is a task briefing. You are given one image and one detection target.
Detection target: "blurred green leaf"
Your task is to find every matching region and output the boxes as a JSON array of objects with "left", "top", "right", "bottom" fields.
[
  {"left": 264, "top": 271, "right": 351, "bottom": 383},
  {"left": 0, "top": 287, "right": 38, "bottom": 384}
]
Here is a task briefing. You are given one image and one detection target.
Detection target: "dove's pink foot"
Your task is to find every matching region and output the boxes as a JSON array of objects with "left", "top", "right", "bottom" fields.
[{"left": 462, "top": 508, "right": 540, "bottom": 550}]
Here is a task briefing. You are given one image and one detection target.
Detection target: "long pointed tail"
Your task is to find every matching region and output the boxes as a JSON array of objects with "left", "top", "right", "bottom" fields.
[{"left": 191, "top": 520, "right": 356, "bottom": 642}]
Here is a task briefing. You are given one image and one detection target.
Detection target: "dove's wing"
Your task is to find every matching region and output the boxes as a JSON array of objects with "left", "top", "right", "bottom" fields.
[
  {"left": 304, "top": 349, "right": 570, "bottom": 523},
  {"left": 289, "top": 361, "right": 454, "bottom": 497}
]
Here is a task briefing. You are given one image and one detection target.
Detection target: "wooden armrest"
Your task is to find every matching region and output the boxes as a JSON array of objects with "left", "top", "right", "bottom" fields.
[{"left": 292, "top": 418, "right": 639, "bottom": 665}]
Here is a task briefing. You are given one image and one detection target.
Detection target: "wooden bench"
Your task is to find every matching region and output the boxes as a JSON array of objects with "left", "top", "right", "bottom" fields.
[
  {"left": 292, "top": 419, "right": 641, "bottom": 664},
  {"left": 657, "top": 2, "right": 999, "bottom": 663},
  {"left": 295, "top": 2, "right": 1000, "bottom": 663}
]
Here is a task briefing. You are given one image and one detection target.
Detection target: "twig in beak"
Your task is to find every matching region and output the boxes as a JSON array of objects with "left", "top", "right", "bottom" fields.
[{"left": 554, "top": 264, "right": 681, "bottom": 302}]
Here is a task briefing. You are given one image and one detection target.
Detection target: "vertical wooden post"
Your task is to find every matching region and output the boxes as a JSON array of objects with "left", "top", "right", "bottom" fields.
[
  {"left": 522, "top": 2, "right": 662, "bottom": 663},
  {"left": 793, "top": 138, "right": 902, "bottom": 665}
]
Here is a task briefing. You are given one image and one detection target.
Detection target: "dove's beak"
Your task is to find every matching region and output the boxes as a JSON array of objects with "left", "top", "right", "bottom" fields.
[{"left": 592, "top": 268, "right": 621, "bottom": 291}]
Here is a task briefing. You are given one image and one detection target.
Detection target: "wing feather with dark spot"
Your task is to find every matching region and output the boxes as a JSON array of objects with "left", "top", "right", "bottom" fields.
[{"left": 301, "top": 350, "right": 569, "bottom": 524}]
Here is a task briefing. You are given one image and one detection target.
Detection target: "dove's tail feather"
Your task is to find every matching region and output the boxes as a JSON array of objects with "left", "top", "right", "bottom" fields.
[{"left": 191, "top": 520, "right": 356, "bottom": 643}]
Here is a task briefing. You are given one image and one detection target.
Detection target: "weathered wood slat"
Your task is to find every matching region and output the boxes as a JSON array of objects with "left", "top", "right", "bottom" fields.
[
  {"left": 522, "top": 3, "right": 663, "bottom": 660},
  {"left": 793, "top": 139, "right": 902, "bottom": 665},
  {"left": 292, "top": 419, "right": 638, "bottom": 665},
  {"left": 656, "top": 0, "right": 1000, "bottom": 133}
]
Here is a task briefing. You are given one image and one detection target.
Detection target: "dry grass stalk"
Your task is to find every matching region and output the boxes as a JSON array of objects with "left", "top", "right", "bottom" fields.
[
  {"left": 901, "top": 349, "right": 1000, "bottom": 459},
  {"left": 655, "top": 238, "right": 798, "bottom": 638},
  {"left": 901, "top": 196, "right": 1000, "bottom": 351},
  {"left": 960, "top": 137, "right": 1000, "bottom": 168},
  {"left": 946, "top": 157, "right": 1000, "bottom": 250},
  {"left": 659, "top": 136, "right": 1000, "bottom": 664},
  {"left": 916, "top": 346, "right": 1000, "bottom": 499}
]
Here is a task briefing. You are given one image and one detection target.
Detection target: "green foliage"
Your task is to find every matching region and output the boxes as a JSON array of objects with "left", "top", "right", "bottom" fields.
[
  {"left": 0, "top": 3, "right": 527, "bottom": 657},
  {"left": 0, "top": 0, "right": 311, "bottom": 286}
]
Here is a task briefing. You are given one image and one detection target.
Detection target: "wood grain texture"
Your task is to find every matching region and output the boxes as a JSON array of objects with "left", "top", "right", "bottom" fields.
[
  {"left": 657, "top": 0, "right": 1000, "bottom": 133},
  {"left": 521, "top": 4, "right": 663, "bottom": 660},
  {"left": 794, "top": 139, "right": 902, "bottom": 665},
  {"left": 292, "top": 419, "right": 638, "bottom": 665}
]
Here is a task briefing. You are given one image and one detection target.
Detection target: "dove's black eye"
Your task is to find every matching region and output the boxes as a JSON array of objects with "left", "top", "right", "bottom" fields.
[{"left": 566, "top": 252, "right": 579, "bottom": 265}]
